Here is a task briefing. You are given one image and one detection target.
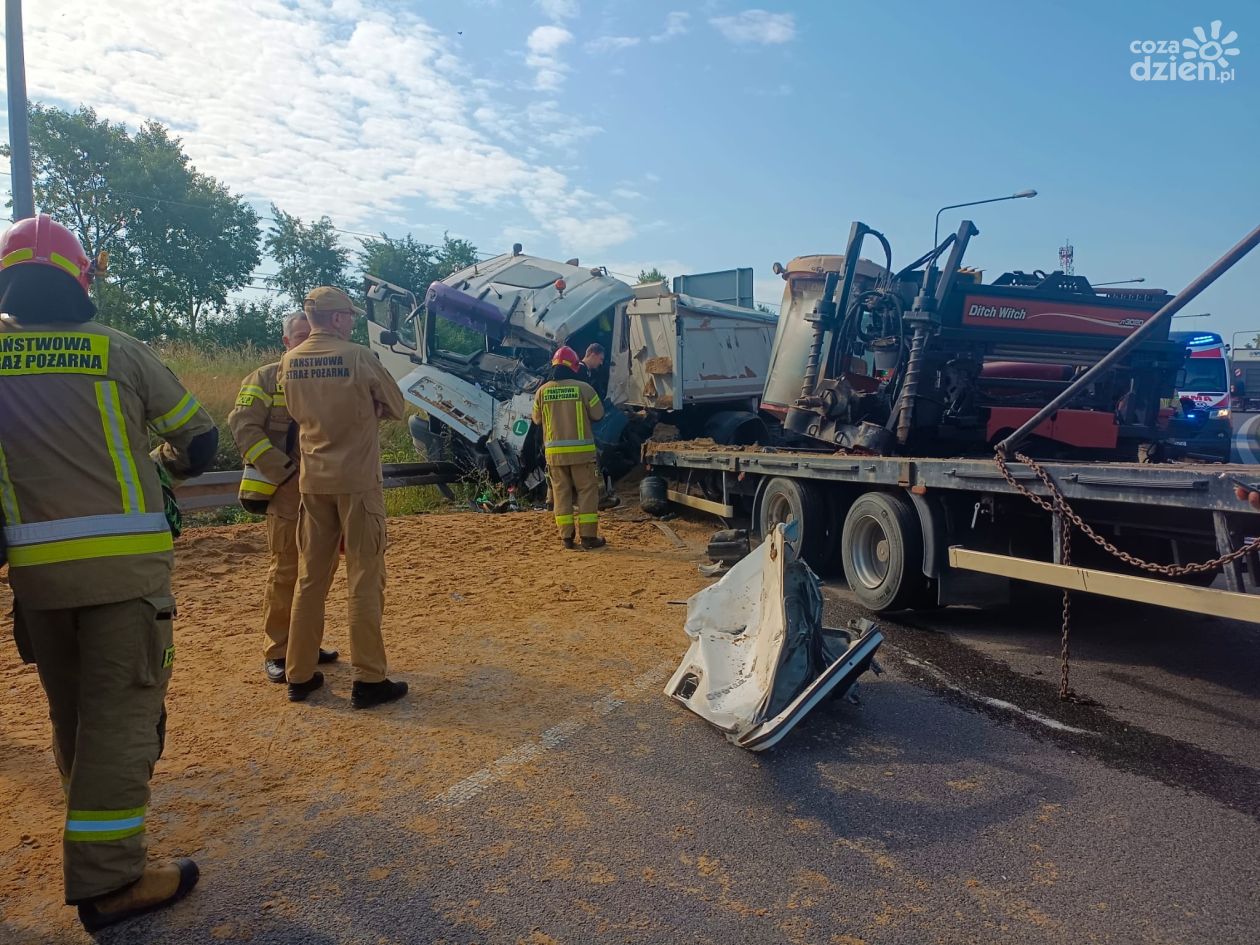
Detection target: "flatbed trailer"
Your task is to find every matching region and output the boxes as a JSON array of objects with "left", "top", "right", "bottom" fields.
[{"left": 643, "top": 440, "right": 1260, "bottom": 620}]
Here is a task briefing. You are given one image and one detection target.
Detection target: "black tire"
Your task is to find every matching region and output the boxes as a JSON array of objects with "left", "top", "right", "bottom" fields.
[
  {"left": 840, "top": 491, "right": 927, "bottom": 612},
  {"left": 756, "top": 477, "right": 834, "bottom": 570}
]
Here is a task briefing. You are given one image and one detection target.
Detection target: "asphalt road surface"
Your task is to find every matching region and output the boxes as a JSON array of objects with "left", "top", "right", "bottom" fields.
[{"left": 53, "top": 584, "right": 1259, "bottom": 945}]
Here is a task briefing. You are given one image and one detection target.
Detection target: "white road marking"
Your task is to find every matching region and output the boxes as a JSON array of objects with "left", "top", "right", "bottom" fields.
[
  {"left": 895, "top": 651, "right": 1098, "bottom": 737},
  {"left": 428, "top": 659, "right": 675, "bottom": 811}
]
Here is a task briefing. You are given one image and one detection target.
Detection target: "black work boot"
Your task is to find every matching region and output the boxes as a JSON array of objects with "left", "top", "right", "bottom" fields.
[
  {"left": 287, "top": 671, "right": 324, "bottom": 702},
  {"left": 265, "top": 648, "right": 337, "bottom": 684},
  {"left": 351, "top": 679, "right": 409, "bottom": 710},
  {"left": 581, "top": 536, "right": 607, "bottom": 550},
  {"left": 77, "top": 858, "right": 200, "bottom": 933},
  {"left": 563, "top": 537, "right": 577, "bottom": 550}
]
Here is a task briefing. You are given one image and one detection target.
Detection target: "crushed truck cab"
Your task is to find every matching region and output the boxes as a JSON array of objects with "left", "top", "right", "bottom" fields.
[{"left": 366, "top": 252, "right": 776, "bottom": 494}]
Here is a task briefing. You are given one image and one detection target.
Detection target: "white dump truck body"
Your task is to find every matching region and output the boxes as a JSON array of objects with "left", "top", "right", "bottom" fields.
[{"left": 610, "top": 281, "right": 777, "bottom": 413}]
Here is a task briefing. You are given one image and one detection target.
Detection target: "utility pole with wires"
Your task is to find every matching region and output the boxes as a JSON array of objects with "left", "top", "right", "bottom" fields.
[{"left": 6, "top": 0, "right": 35, "bottom": 220}]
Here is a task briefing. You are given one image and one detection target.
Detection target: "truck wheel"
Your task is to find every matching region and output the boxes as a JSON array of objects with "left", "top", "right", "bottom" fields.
[
  {"left": 841, "top": 492, "right": 927, "bottom": 612},
  {"left": 757, "top": 477, "right": 833, "bottom": 569}
]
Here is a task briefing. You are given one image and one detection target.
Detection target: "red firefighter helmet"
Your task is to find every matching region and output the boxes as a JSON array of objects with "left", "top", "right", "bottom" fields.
[
  {"left": 551, "top": 345, "right": 580, "bottom": 371},
  {"left": 0, "top": 213, "right": 94, "bottom": 297}
]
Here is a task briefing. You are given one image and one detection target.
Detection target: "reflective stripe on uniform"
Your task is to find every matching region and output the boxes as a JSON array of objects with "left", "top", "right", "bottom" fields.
[
  {"left": 588, "top": 394, "right": 601, "bottom": 408},
  {"left": 239, "top": 467, "right": 278, "bottom": 497},
  {"left": 575, "top": 399, "right": 585, "bottom": 441},
  {"left": 0, "top": 441, "right": 20, "bottom": 524},
  {"left": 577, "top": 513, "right": 599, "bottom": 524},
  {"left": 95, "top": 381, "right": 145, "bottom": 514},
  {"left": 4, "top": 511, "right": 169, "bottom": 546},
  {"left": 65, "top": 806, "right": 146, "bottom": 843},
  {"left": 150, "top": 391, "right": 201, "bottom": 435},
  {"left": 6, "top": 530, "right": 173, "bottom": 567},
  {"left": 555, "top": 513, "right": 575, "bottom": 525},
  {"left": 272, "top": 392, "right": 287, "bottom": 407},
  {"left": 236, "top": 384, "right": 272, "bottom": 407},
  {"left": 0, "top": 247, "right": 34, "bottom": 268},
  {"left": 244, "top": 438, "right": 272, "bottom": 463},
  {"left": 546, "top": 443, "right": 597, "bottom": 455}
]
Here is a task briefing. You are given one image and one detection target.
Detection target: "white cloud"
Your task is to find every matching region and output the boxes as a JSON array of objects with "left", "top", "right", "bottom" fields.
[
  {"left": 585, "top": 35, "right": 641, "bottom": 54},
  {"left": 526, "top": 24, "right": 574, "bottom": 90},
  {"left": 652, "top": 11, "right": 690, "bottom": 42},
  {"left": 611, "top": 187, "right": 644, "bottom": 201},
  {"left": 18, "top": 1, "right": 633, "bottom": 253},
  {"left": 535, "top": 0, "right": 579, "bottom": 20},
  {"left": 710, "top": 9, "right": 796, "bottom": 45}
]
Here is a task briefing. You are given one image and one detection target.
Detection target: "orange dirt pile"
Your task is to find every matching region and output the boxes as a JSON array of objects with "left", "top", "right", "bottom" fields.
[{"left": 0, "top": 508, "right": 713, "bottom": 940}]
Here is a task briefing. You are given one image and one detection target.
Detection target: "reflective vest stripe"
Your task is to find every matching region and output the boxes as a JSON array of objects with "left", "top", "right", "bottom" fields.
[
  {"left": 4, "top": 511, "right": 169, "bottom": 546},
  {"left": 244, "top": 438, "right": 272, "bottom": 463},
  {"left": 0, "top": 442, "right": 20, "bottom": 524},
  {"left": 588, "top": 395, "right": 601, "bottom": 408},
  {"left": 6, "top": 529, "right": 173, "bottom": 567},
  {"left": 95, "top": 381, "right": 144, "bottom": 515},
  {"left": 273, "top": 393, "right": 287, "bottom": 407},
  {"left": 555, "top": 513, "right": 575, "bottom": 525},
  {"left": 577, "top": 513, "right": 599, "bottom": 524},
  {"left": 150, "top": 391, "right": 201, "bottom": 435},
  {"left": 545, "top": 443, "right": 597, "bottom": 455},
  {"left": 65, "top": 806, "right": 146, "bottom": 843},
  {"left": 575, "top": 400, "right": 585, "bottom": 441}
]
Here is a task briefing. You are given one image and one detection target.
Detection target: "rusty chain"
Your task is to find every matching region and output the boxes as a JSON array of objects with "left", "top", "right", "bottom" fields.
[{"left": 994, "top": 448, "right": 1260, "bottom": 701}]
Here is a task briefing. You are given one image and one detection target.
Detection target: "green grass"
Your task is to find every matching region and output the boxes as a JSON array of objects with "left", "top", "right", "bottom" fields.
[{"left": 163, "top": 343, "right": 464, "bottom": 526}]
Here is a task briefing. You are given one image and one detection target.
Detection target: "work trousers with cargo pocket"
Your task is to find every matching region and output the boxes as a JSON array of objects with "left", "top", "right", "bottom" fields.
[
  {"left": 286, "top": 489, "right": 389, "bottom": 685},
  {"left": 262, "top": 509, "right": 299, "bottom": 661},
  {"left": 13, "top": 593, "right": 175, "bottom": 904},
  {"left": 550, "top": 461, "right": 600, "bottom": 539}
]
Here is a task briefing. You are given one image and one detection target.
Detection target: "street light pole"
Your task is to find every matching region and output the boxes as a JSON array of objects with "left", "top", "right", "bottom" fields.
[
  {"left": 933, "top": 189, "right": 1037, "bottom": 255},
  {"left": 6, "top": 0, "right": 35, "bottom": 220}
]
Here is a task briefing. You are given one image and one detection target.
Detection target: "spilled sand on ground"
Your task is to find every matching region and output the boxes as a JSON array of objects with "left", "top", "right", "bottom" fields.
[{"left": 0, "top": 507, "right": 713, "bottom": 940}]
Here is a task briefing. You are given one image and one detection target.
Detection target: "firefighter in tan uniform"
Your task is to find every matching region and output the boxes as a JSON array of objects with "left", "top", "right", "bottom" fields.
[
  {"left": 532, "top": 346, "right": 606, "bottom": 549},
  {"left": 0, "top": 215, "right": 215, "bottom": 931},
  {"left": 227, "top": 311, "right": 338, "bottom": 682},
  {"left": 281, "top": 286, "right": 408, "bottom": 709}
]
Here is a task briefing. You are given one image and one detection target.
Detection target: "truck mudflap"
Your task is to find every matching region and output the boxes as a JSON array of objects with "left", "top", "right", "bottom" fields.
[{"left": 665, "top": 521, "right": 884, "bottom": 751}]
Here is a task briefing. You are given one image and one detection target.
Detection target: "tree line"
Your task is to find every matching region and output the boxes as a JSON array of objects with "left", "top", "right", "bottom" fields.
[{"left": 2, "top": 104, "right": 479, "bottom": 348}]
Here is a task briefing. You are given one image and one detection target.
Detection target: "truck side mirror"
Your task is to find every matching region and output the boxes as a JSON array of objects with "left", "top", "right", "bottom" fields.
[
  {"left": 388, "top": 298, "right": 402, "bottom": 331},
  {"left": 380, "top": 330, "right": 399, "bottom": 347}
]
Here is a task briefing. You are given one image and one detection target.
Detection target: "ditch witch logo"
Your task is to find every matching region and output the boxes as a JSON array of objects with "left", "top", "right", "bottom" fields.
[{"left": 1131, "top": 20, "right": 1239, "bottom": 83}]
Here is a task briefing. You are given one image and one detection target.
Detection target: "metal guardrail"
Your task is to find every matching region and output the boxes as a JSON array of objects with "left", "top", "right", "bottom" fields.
[{"left": 175, "top": 462, "right": 464, "bottom": 511}]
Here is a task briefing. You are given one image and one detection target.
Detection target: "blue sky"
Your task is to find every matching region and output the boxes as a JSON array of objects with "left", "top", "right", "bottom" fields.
[{"left": 4, "top": 0, "right": 1258, "bottom": 340}]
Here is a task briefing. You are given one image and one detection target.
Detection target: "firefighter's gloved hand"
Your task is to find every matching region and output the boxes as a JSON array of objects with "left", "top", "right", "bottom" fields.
[{"left": 155, "top": 463, "right": 183, "bottom": 538}]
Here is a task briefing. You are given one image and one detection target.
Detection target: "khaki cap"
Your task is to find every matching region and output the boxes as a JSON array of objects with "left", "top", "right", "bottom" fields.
[{"left": 303, "top": 286, "right": 363, "bottom": 316}]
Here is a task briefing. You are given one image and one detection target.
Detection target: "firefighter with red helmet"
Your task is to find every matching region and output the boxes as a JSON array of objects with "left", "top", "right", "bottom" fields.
[
  {"left": 532, "top": 345, "right": 606, "bottom": 549},
  {"left": 0, "top": 214, "right": 216, "bottom": 930}
]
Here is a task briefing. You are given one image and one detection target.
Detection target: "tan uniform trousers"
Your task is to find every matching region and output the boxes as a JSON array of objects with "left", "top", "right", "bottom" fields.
[
  {"left": 14, "top": 594, "right": 174, "bottom": 903},
  {"left": 286, "top": 489, "right": 388, "bottom": 685},
  {"left": 551, "top": 461, "right": 601, "bottom": 539},
  {"left": 262, "top": 511, "right": 299, "bottom": 661}
]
